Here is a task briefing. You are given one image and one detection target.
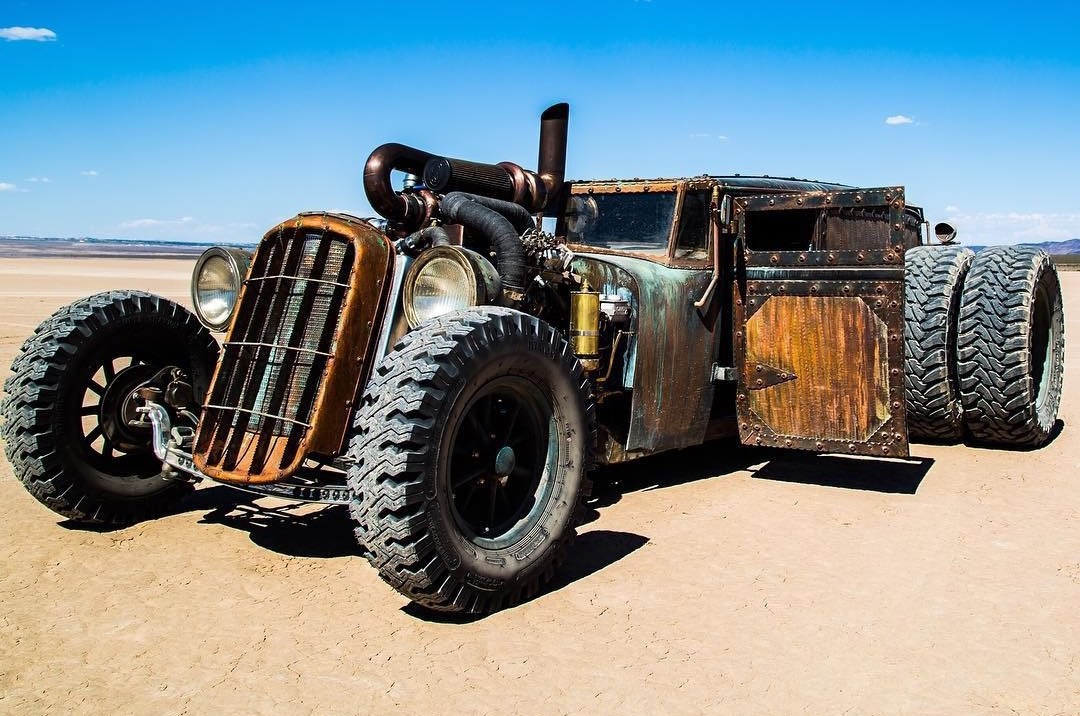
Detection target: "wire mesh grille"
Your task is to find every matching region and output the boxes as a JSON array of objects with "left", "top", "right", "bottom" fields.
[{"left": 196, "top": 225, "right": 355, "bottom": 476}]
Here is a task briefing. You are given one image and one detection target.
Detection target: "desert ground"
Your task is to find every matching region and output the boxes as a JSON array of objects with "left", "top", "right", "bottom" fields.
[{"left": 0, "top": 256, "right": 1077, "bottom": 715}]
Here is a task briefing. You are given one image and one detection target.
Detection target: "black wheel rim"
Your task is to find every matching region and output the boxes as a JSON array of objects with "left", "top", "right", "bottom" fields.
[
  {"left": 68, "top": 350, "right": 176, "bottom": 496},
  {"left": 447, "top": 376, "right": 558, "bottom": 549}
]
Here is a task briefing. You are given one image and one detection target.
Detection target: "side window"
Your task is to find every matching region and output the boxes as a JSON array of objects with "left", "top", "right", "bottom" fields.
[{"left": 674, "top": 191, "right": 710, "bottom": 260}]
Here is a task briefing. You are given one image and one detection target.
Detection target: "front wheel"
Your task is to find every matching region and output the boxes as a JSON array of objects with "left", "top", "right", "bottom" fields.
[
  {"left": 2, "top": 291, "right": 219, "bottom": 524},
  {"left": 348, "top": 307, "right": 594, "bottom": 613}
]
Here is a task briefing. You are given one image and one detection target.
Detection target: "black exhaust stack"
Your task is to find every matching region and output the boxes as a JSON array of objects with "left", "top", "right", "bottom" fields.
[{"left": 537, "top": 102, "right": 569, "bottom": 217}]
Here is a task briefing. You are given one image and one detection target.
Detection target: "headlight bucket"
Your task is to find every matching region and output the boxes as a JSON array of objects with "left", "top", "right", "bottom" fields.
[
  {"left": 191, "top": 247, "right": 251, "bottom": 331},
  {"left": 403, "top": 246, "right": 501, "bottom": 328}
]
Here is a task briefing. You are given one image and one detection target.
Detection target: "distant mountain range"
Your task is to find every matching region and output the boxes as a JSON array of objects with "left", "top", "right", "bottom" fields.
[
  {"left": 0, "top": 235, "right": 256, "bottom": 259},
  {"left": 966, "top": 238, "right": 1080, "bottom": 255}
]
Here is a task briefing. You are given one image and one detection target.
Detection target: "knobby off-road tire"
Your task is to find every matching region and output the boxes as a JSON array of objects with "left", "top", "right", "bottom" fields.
[
  {"left": 904, "top": 245, "right": 975, "bottom": 441},
  {"left": 347, "top": 307, "right": 595, "bottom": 613},
  {"left": 957, "top": 246, "right": 1065, "bottom": 447},
  {"left": 2, "top": 291, "right": 219, "bottom": 524}
]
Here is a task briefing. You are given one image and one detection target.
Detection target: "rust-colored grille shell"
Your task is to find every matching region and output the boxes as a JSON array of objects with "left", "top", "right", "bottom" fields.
[{"left": 193, "top": 213, "right": 393, "bottom": 484}]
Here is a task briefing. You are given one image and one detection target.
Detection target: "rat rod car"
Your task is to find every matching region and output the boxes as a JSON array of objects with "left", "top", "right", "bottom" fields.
[{"left": 2, "top": 104, "right": 1064, "bottom": 613}]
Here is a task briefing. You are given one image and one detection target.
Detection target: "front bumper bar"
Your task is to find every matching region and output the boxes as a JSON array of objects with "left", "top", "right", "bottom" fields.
[{"left": 138, "top": 402, "right": 353, "bottom": 505}]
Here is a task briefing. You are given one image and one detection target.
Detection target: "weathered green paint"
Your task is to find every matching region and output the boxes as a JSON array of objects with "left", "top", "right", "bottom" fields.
[{"left": 573, "top": 253, "right": 719, "bottom": 454}]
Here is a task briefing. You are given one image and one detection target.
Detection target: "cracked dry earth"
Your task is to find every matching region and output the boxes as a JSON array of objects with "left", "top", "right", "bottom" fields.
[{"left": 1, "top": 257, "right": 1078, "bottom": 715}]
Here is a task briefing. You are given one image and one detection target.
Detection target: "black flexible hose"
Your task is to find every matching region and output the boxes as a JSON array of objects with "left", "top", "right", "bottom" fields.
[
  {"left": 439, "top": 192, "right": 526, "bottom": 294},
  {"left": 456, "top": 194, "right": 536, "bottom": 235},
  {"left": 399, "top": 225, "right": 452, "bottom": 255}
]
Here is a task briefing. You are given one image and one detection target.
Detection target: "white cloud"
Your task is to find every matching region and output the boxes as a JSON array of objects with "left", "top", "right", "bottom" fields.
[
  {"left": 120, "top": 217, "right": 195, "bottom": 229},
  {"left": 0, "top": 182, "right": 17, "bottom": 192},
  {"left": 936, "top": 210, "right": 1080, "bottom": 245},
  {"left": 885, "top": 115, "right": 915, "bottom": 126},
  {"left": 0, "top": 27, "right": 57, "bottom": 42},
  {"left": 26, "top": 176, "right": 51, "bottom": 183},
  {"left": 81, "top": 169, "right": 99, "bottom": 176},
  {"left": 689, "top": 132, "right": 730, "bottom": 141}
]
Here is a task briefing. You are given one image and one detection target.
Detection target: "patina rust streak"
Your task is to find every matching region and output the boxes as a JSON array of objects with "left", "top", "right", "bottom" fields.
[{"left": 745, "top": 295, "right": 889, "bottom": 441}]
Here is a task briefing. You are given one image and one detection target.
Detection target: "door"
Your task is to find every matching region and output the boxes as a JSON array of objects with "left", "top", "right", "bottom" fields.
[{"left": 733, "top": 187, "right": 910, "bottom": 458}]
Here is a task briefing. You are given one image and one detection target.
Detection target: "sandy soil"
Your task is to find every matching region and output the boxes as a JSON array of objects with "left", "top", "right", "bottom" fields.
[{"left": 0, "top": 256, "right": 1077, "bottom": 715}]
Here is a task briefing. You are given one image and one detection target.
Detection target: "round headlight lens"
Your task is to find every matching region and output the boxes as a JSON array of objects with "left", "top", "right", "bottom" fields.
[
  {"left": 192, "top": 248, "right": 246, "bottom": 331},
  {"left": 408, "top": 256, "right": 474, "bottom": 326}
]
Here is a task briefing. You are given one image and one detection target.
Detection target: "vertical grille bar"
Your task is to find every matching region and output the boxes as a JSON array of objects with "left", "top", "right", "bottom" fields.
[
  {"left": 279, "top": 244, "right": 355, "bottom": 468},
  {"left": 247, "top": 233, "right": 337, "bottom": 472},
  {"left": 219, "top": 229, "right": 310, "bottom": 469}
]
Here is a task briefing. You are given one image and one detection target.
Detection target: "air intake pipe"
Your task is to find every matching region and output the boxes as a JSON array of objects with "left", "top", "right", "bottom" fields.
[
  {"left": 363, "top": 104, "right": 569, "bottom": 233},
  {"left": 423, "top": 103, "right": 569, "bottom": 215},
  {"left": 362, "top": 143, "right": 439, "bottom": 231}
]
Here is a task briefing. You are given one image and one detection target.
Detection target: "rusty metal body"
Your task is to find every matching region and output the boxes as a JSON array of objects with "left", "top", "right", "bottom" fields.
[
  {"left": 732, "top": 187, "right": 918, "bottom": 457},
  {"left": 183, "top": 104, "right": 925, "bottom": 491},
  {"left": 560, "top": 176, "right": 918, "bottom": 464}
]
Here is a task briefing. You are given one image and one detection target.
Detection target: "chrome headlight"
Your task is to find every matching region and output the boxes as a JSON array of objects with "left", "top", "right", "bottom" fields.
[
  {"left": 403, "top": 246, "right": 501, "bottom": 328},
  {"left": 191, "top": 247, "right": 250, "bottom": 331}
]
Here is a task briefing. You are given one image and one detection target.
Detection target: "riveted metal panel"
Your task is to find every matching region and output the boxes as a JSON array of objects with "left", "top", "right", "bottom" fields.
[
  {"left": 734, "top": 282, "right": 907, "bottom": 456},
  {"left": 733, "top": 187, "right": 909, "bottom": 458}
]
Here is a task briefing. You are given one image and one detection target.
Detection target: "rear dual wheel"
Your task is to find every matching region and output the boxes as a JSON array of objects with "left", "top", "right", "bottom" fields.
[
  {"left": 956, "top": 246, "right": 1064, "bottom": 447},
  {"left": 904, "top": 245, "right": 974, "bottom": 441}
]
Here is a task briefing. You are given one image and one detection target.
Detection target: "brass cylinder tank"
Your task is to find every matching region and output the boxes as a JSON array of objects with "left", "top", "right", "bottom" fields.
[{"left": 570, "top": 281, "right": 601, "bottom": 372}]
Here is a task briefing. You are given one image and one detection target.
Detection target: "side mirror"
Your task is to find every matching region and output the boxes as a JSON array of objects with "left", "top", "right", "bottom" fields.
[
  {"left": 719, "top": 194, "right": 732, "bottom": 226},
  {"left": 934, "top": 222, "right": 957, "bottom": 244}
]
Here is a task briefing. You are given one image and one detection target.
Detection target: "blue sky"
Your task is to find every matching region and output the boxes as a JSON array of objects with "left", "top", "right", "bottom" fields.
[{"left": 2, "top": 1, "right": 1078, "bottom": 245}]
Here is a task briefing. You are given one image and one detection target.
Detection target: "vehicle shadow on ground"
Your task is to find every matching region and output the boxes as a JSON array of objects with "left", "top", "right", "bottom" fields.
[
  {"left": 178, "top": 485, "right": 653, "bottom": 621},
  {"left": 188, "top": 486, "right": 361, "bottom": 559},
  {"left": 585, "top": 439, "right": 935, "bottom": 520}
]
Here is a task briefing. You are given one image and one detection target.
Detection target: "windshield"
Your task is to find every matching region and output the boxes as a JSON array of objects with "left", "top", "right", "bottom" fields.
[{"left": 565, "top": 192, "right": 675, "bottom": 255}]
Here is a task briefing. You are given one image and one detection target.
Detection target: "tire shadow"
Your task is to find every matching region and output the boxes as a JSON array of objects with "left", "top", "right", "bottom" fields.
[
  {"left": 965, "top": 417, "right": 1066, "bottom": 451},
  {"left": 57, "top": 483, "right": 260, "bottom": 533},
  {"left": 401, "top": 529, "right": 650, "bottom": 624}
]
